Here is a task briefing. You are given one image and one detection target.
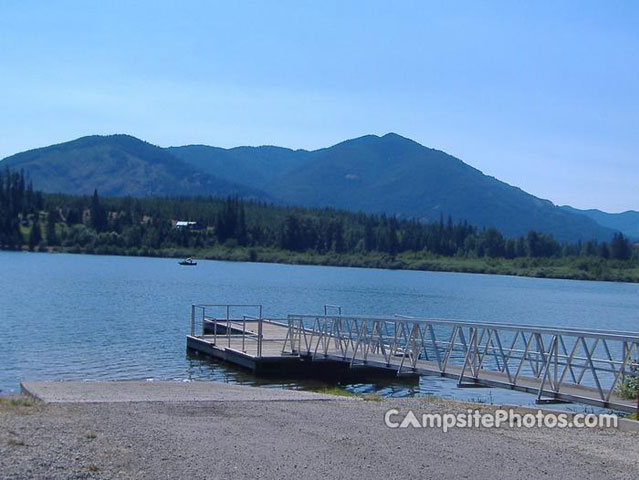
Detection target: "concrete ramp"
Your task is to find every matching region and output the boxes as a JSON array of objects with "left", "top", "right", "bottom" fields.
[{"left": 21, "top": 380, "right": 351, "bottom": 404}]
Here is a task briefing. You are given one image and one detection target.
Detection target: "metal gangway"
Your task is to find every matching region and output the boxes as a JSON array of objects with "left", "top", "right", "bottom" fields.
[
  {"left": 282, "top": 313, "right": 639, "bottom": 412},
  {"left": 188, "top": 304, "right": 639, "bottom": 412}
]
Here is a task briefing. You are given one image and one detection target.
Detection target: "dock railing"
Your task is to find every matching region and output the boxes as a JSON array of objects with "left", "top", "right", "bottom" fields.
[
  {"left": 191, "top": 304, "right": 294, "bottom": 358},
  {"left": 191, "top": 304, "right": 264, "bottom": 351}
]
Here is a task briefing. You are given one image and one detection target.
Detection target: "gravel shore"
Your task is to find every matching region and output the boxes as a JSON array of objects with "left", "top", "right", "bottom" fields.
[{"left": 1, "top": 381, "right": 638, "bottom": 479}]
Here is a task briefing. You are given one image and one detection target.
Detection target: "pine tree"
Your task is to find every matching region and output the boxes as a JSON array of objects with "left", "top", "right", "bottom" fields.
[
  {"left": 90, "top": 189, "right": 107, "bottom": 233},
  {"left": 388, "top": 220, "right": 399, "bottom": 256},
  {"left": 46, "top": 209, "right": 59, "bottom": 246},
  {"left": 364, "top": 221, "right": 376, "bottom": 251},
  {"left": 28, "top": 220, "right": 42, "bottom": 251},
  {"left": 237, "top": 204, "right": 248, "bottom": 246},
  {"left": 610, "top": 233, "right": 631, "bottom": 260}
]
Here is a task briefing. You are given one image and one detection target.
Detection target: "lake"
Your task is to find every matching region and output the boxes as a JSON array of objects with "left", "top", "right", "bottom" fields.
[{"left": 2, "top": 251, "right": 639, "bottom": 408}]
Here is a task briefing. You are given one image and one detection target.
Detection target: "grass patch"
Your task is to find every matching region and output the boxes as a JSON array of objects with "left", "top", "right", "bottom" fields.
[
  {"left": 0, "top": 396, "right": 34, "bottom": 408},
  {"left": 313, "top": 386, "right": 385, "bottom": 401},
  {"left": 7, "top": 438, "right": 26, "bottom": 446},
  {"left": 315, "top": 386, "right": 359, "bottom": 398},
  {"left": 88, "top": 465, "right": 100, "bottom": 472},
  {"left": 362, "top": 393, "right": 384, "bottom": 402},
  {"left": 86, "top": 432, "right": 97, "bottom": 440}
]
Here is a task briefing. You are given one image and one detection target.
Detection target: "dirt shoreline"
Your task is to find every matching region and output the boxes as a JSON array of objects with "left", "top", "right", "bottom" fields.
[{"left": 2, "top": 382, "right": 638, "bottom": 479}]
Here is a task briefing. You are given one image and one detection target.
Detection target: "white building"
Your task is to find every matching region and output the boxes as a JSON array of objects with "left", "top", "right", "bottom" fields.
[{"left": 175, "top": 221, "right": 198, "bottom": 229}]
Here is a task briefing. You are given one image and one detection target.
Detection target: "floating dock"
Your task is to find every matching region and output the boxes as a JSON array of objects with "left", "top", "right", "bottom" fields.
[{"left": 186, "top": 304, "right": 639, "bottom": 413}]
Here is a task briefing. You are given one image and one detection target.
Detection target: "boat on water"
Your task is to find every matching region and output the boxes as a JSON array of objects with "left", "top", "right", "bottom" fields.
[{"left": 179, "top": 258, "right": 197, "bottom": 266}]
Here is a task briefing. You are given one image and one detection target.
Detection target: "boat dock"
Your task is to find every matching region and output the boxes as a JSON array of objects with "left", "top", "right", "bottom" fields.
[{"left": 186, "top": 304, "right": 639, "bottom": 413}]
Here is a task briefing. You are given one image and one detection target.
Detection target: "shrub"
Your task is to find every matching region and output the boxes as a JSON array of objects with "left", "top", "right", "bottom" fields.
[{"left": 617, "top": 374, "right": 639, "bottom": 400}]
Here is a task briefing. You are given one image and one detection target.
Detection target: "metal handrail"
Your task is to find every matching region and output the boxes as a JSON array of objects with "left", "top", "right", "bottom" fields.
[
  {"left": 191, "top": 304, "right": 264, "bottom": 354},
  {"left": 286, "top": 313, "right": 639, "bottom": 342},
  {"left": 324, "top": 304, "right": 342, "bottom": 316},
  {"left": 281, "top": 314, "right": 639, "bottom": 405}
]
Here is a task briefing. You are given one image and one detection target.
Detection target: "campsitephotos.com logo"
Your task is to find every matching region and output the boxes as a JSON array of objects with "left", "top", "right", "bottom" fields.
[{"left": 384, "top": 408, "right": 618, "bottom": 432}]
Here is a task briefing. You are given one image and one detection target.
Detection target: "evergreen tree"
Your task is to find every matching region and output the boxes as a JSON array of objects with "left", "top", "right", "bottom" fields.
[
  {"left": 333, "top": 220, "right": 345, "bottom": 253},
  {"left": 90, "top": 189, "right": 107, "bottom": 233},
  {"left": 46, "top": 209, "right": 59, "bottom": 246},
  {"left": 28, "top": 220, "right": 42, "bottom": 251},
  {"left": 364, "top": 221, "right": 376, "bottom": 251},
  {"left": 388, "top": 219, "right": 399, "bottom": 256},
  {"left": 237, "top": 204, "right": 248, "bottom": 246},
  {"left": 280, "top": 215, "right": 300, "bottom": 251},
  {"left": 481, "top": 227, "right": 505, "bottom": 258},
  {"left": 610, "top": 233, "right": 631, "bottom": 260}
]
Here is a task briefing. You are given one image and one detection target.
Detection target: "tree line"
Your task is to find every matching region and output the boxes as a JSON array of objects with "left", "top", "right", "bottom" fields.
[{"left": 1, "top": 167, "right": 636, "bottom": 263}]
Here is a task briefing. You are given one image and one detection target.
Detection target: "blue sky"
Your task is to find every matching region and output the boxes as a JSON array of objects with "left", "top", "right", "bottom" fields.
[{"left": 1, "top": 1, "right": 637, "bottom": 212}]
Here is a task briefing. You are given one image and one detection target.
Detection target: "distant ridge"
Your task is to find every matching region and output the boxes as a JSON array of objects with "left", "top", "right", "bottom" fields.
[
  {"left": 167, "top": 144, "right": 310, "bottom": 190},
  {"left": 2, "top": 134, "right": 269, "bottom": 199},
  {"left": 560, "top": 205, "right": 639, "bottom": 240},
  {"left": 1, "top": 133, "right": 620, "bottom": 242}
]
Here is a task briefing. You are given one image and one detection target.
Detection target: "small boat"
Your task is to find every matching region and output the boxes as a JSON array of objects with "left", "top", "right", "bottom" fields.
[{"left": 179, "top": 258, "right": 197, "bottom": 266}]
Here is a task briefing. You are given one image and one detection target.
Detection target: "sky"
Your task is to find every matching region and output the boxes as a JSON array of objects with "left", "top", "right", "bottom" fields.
[{"left": 0, "top": 1, "right": 637, "bottom": 212}]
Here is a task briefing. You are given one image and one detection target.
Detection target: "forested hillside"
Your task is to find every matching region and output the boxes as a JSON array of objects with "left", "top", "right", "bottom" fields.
[
  {"left": 2, "top": 167, "right": 637, "bottom": 282},
  {"left": 1, "top": 135, "right": 268, "bottom": 199}
]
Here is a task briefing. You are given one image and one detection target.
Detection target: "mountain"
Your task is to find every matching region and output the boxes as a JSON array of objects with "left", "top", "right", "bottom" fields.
[
  {"left": 172, "top": 133, "right": 616, "bottom": 242},
  {"left": 0, "top": 133, "right": 620, "bottom": 242},
  {"left": 1, "top": 135, "right": 268, "bottom": 198},
  {"left": 560, "top": 206, "right": 639, "bottom": 240},
  {"left": 168, "top": 144, "right": 311, "bottom": 190},
  {"left": 273, "top": 134, "right": 617, "bottom": 241}
]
